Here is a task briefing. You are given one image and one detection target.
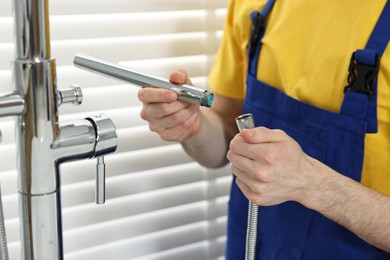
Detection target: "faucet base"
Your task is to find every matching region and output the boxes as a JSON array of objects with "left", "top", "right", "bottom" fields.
[{"left": 19, "top": 191, "right": 63, "bottom": 260}]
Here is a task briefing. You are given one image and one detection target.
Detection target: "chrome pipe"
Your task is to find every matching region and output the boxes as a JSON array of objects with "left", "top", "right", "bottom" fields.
[
  {"left": 236, "top": 113, "right": 259, "bottom": 260},
  {"left": 0, "top": 93, "right": 25, "bottom": 117},
  {"left": 13, "top": 0, "right": 51, "bottom": 59}
]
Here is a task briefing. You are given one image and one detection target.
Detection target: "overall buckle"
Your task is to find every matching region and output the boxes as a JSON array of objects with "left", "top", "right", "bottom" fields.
[
  {"left": 248, "top": 11, "right": 265, "bottom": 57},
  {"left": 344, "top": 51, "right": 380, "bottom": 99}
]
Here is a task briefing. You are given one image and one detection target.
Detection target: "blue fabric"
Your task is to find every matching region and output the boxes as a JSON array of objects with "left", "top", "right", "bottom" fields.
[
  {"left": 225, "top": 0, "right": 390, "bottom": 259},
  {"left": 340, "top": 49, "right": 379, "bottom": 133},
  {"left": 339, "top": 1, "right": 389, "bottom": 133},
  {"left": 365, "top": 1, "right": 390, "bottom": 57}
]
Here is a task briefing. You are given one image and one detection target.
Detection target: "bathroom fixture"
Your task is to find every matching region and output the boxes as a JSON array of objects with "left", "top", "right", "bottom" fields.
[
  {"left": 0, "top": 0, "right": 118, "bottom": 259},
  {"left": 74, "top": 53, "right": 215, "bottom": 107}
]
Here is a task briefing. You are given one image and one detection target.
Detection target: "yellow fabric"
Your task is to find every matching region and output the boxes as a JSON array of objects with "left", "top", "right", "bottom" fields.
[{"left": 208, "top": 0, "right": 390, "bottom": 194}]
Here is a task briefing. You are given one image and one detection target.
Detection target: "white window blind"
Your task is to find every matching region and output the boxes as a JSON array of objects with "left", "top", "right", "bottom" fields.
[{"left": 0, "top": 0, "right": 232, "bottom": 259}]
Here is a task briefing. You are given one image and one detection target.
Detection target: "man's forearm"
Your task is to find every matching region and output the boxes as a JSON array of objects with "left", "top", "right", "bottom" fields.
[
  {"left": 300, "top": 158, "right": 390, "bottom": 252},
  {"left": 181, "top": 109, "right": 233, "bottom": 168}
]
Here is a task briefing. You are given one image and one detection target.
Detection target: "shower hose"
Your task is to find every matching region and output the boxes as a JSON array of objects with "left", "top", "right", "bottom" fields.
[
  {"left": 0, "top": 183, "right": 9, "bottom": 260},
  {"left": 235, "top": 113, "right": 258, "bottom": 260}
]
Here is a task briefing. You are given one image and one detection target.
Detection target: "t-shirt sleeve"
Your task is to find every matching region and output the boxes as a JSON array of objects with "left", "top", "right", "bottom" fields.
[{"left": 208, "top": 0, "right": 247, "bottom": 100}]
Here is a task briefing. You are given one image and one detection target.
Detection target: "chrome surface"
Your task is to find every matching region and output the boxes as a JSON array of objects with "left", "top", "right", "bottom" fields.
[
  {"left": 96, "top": 156, "right": 106, "bottom": 205},
  {"left": 0, "top": 93, "right": 25, "bottom": 116},
  {"left": 58, "top": 86, "right": 83, "bottom": 106},
  {"left": 5, "top": 0, "right": 119, "bottom": 259},
  {"left": 86, "top": 114, "right": 118, "bottom": 158},
  {"left": 235, "top": 113, "right": 258, "bottom": 260},
  {"left": 74, "top": 53, "right": 215, "bottom": 107},
  {"left": 86, "top": 114, "right": 118, "bottom": 205}
]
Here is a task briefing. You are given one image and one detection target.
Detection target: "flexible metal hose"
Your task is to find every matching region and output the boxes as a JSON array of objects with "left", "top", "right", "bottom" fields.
[
  {"left": 0, "top": 183, "right": 9, "bottom": 260},
  {"left": 235, "top": 113, "right": 258, "bottom": 260},
  {"left": 245, "top": 202, "right": 259, "bottom": 260}
]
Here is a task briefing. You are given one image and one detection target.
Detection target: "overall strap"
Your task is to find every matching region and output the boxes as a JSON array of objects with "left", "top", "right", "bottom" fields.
[
  {"left": 341, "top": 1, "right": 390, "bottom": 133},
  {"left": 248, "top": 0, "right": 276, "bottom": 76},
  {"left": 366, "top": 1, "right": 390, "bottom": 56}
]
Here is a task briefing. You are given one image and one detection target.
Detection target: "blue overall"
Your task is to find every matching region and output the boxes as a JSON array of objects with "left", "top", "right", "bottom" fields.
[{"left": 226, "top": 1, "right": 390, "bottom": 259}]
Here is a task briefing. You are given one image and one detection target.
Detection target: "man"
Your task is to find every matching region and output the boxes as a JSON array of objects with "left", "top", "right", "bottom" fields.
[{"left": 138, "top": 0, "right": 390, "bottom": 258}]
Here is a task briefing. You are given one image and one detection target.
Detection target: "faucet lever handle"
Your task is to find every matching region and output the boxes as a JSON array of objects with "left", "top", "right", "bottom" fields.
[
  {"left": 85, "top": 114, "right": 117, "bottom": 205},
  {"left": 96, "top": 156, "right": 105, "bottom": 204}
]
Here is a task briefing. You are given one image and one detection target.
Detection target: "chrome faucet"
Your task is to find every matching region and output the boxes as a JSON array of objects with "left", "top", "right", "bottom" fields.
[{"left": 0, "top": 0, "right": 119, "bottom": 259}]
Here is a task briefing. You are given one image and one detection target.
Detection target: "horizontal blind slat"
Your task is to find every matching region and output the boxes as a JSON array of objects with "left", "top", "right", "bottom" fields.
[
  {"left": 63, "top": 202, "right": 208, "bottom": 252},
  {"left": 64, "top": 222, "right": 209, "bottom": 260},
  {"left": 50, "top": 12, "right": 207, "bottom": 40},
  {"left": 133, "top": 241, "right": 210, "bottom": 260},
  {"left": 62, "top": 183, "right": 208, "bottom": 230},
  {"left": 53, "top": 34, "right": 208, "bottom": 65},
  {"left": 0, "top": 0, "right": 229, "bottom": 16},
  {"left": 61, "top": 162, "right": 205, "bottom": 203}
]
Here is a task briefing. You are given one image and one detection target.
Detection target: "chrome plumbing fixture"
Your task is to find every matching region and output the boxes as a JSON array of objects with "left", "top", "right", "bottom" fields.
[
  {"left": 0, "top": 0, "right": 119, "bottom": 259},
  {"left": 73, "top": 53, "right": 215, "bottom": 107},
  {"left": 235, "top": 113, "right": 259, "bottom": 260},
  {"left": 57, "top": 85, "right": 83, "bottom": 106},
  {"left": 0, "top": 184, "right": 8, "bottom": 260},
  {"left": 0, "top": 130, "right": 9, "bottom": 260}
]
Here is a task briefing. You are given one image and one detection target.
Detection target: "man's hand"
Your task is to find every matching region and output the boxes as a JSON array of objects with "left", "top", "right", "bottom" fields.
[
  {"left": 227, "top": 127, "right": 316, "bottom": 206},
  {"left": 138, "top": 69, "right": 201, "bottom": 142}
]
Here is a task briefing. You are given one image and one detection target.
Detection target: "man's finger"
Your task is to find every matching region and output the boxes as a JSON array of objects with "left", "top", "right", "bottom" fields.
[{"left": 240, "top": 127, "right": 289, "bottom": 144}]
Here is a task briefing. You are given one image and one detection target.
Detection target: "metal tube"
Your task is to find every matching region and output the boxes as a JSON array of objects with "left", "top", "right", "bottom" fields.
[
  {"left": 73, "top": 53, "right": 214, "bottom": 107},
  {"left": 57, "top": 86, "right": 83, "bottom": 106},
  {"left": 0, "top": 184, "right": 9, "bottom": 260},
  {"left": 13, "top": 0, "right": 51, "bottom": 59},
  {"left": 19, "top": 191, "right": 63, "bottom": 260},
  {"left": 96, "top": 157, "right": 106, "bottom": 205},
  {"left": 0, "top": 93, "right": 25, "bottom": 117},
  {"left": 235, "top": 113, "right": 259, "bottom": 260}
]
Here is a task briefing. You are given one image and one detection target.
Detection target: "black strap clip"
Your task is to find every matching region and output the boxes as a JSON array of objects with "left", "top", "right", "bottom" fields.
[
  {"left": 248, "top": 11, "right": 265, "bottom": 57},
  {"left": 343, "top": 52, "right": 380, "bottom": 99}
]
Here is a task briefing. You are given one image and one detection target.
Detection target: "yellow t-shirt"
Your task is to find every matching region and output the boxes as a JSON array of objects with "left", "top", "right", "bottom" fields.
[{"left": 209, "top": 0, "right": 390, "bottom": 194}]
